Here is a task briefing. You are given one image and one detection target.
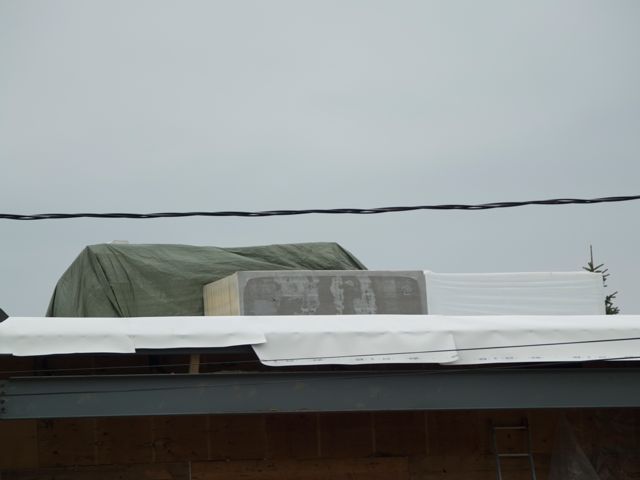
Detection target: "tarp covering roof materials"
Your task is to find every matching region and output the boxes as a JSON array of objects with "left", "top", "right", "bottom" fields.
[
  {"left": 34, "top": 242, "right": 618, "bottom": 365},
  {"left": 3, "top": 315, "right": 640, "bottom": 364},
  {"left": 46, "top": 242, "right": 366, "bottom": 317}
]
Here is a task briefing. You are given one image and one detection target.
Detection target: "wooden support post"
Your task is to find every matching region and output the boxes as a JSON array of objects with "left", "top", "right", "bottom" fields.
[{"left": 189, "top": 354, "right": 200, "bottom": 374}]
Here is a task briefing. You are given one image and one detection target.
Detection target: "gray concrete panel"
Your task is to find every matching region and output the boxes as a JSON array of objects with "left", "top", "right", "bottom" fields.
[{"left": 204, "top": 270, "right": 427, "bottom": 316}]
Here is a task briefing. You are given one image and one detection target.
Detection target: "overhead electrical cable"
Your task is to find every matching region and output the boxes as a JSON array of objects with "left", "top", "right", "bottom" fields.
[{"left": 1, "top": 194, "right": 639, "bottom": 221}]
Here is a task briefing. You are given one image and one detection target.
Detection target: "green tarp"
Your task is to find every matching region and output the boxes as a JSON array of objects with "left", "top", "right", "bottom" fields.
[{"left": 46, "top": 242, "right": 366, "bottom": 317}]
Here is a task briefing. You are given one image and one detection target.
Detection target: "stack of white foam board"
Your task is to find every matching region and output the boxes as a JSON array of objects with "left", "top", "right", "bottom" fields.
[{"left": 424, "top": 271, "right": 605, "bottom": 315}]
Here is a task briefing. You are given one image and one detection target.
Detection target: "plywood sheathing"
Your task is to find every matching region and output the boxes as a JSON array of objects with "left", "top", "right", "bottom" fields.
[{"left": 0, "top": 409, "right": 638, "bottom": 479}]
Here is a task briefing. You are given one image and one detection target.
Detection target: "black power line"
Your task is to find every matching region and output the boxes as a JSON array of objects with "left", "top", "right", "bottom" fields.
[{"left": 1, "top": 194, "right": 639, "bottom": 221}]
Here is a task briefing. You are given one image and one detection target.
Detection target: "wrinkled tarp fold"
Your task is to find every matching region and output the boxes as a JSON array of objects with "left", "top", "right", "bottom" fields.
[{"left": 46, "top": 243, "right": 366, "bottom": 317}]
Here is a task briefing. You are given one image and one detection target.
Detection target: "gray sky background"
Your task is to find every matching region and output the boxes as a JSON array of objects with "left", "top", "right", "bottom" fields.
[{"left": 1, "top": 0, "right": 639, "bottom": 316}]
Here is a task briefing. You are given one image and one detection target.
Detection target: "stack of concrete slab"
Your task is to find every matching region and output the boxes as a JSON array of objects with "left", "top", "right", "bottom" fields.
[
  {"left": 203, "top": 270, "right": 427, "bottom": 316},
  {"left": 204, "top": 270, "right": 605, "bottom": 317}
]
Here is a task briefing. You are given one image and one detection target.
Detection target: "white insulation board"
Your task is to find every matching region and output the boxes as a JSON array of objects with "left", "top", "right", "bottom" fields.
[{"left": 424, "top": 271, "right": 605, "bottom": 315}]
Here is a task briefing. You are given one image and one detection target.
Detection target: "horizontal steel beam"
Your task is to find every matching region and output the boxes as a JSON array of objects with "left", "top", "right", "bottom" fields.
[{"left": 2, "top": 368, "right": 640, "bottom": 419}]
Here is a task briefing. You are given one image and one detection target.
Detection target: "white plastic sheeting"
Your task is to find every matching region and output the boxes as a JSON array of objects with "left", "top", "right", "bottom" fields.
[
  {"left": 424, "top": 271, "right": 605, "bottom": 315},
  {"left": 248, "top": 315, "right": 640, "bottom": 366},
  {"left": 434, "top": 315, "right": 640, "bottom": 365},
  {"left": 0, "top": 317, "right": 266, "bottom": 356},
  {"left": 1, "top": 315, "right": 639, "bottom": 366},
  {"left": 247, "top": 316, "right": 457, "bottom": 366}
]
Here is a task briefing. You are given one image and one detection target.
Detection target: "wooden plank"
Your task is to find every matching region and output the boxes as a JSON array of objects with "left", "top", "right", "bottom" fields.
[
  {"left": 0, "top": 463, "right": 189, "bottom": 480},
  {"left": 94, "top": 417, "right": 153, "bottom": 464},
  {"left": 318, "top": 412, "right": 373, "bottom": 458},
  {"left": 209, "top": 414, "right": 267, "bottom": 460},
  {"left": 0, "top": 356, "right": 35, "bottom": 379},
  {"left": 492, "top": 427, "right": 528, "bottom": 455},
  {"left": 410, "top": 455, "right": 494, "bottom": 480},
  {"left": 479, "top": 410, "right": 528, "bottom": 456},
  {"left": 153, "top": 415, "right": 209, "bottom": 462},
  {"left": 37, "top": 418, "right": 96, "bottom": 467},
  {"left": 92, "top": 354, "right": 151, "bottom": 375},
  {"left": 373, "top": 411, "right": 426, "bottom": 456},
  {"left": 265, "top": 413, "right": 318, "bottom": 459},
  {"left": 38, "top": 355, "right": 95, "bottom": 376},
  {"left": 189, "top": 354, "right": 201, "bottom": 374},
  {"left": 191, "top": 457, "right": 410, "bottom": 480},
  {"left": 0, "top": 419, "right": 38, "bottom": 469},
  {"left": 148, "top": 354, "right": 191, "bottom": 374},
  {"left": 427, "top": 410, "right": 526, "bottom": 457},
  {"left": 590, "top": 408, "right": 640, "bottom": 477},
  {"left": 427, "top": 411, "right": 487, "bottom": 457},
  {"left": 409, "top": 454, "right": 550, "bottom": 480},
  {"left": 528, "top": 409, "right": 562, "bottom": 454}
]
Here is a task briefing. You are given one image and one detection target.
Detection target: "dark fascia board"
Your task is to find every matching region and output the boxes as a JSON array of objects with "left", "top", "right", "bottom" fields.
[
  {"left": 2, "top": 368, "right": 640, "bottom": 419},
  {"left": 0, "top": 346, "right": 255, "bottom": 356}
]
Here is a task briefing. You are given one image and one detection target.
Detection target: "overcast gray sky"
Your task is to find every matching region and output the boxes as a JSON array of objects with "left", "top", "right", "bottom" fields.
[{"left": 1, "top": 0, "right": 639, "bottom": 316}]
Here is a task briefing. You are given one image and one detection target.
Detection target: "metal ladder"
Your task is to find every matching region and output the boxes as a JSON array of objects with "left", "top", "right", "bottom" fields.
[{"left": 491, "top": 422, "right": 537, "bottom": 480}]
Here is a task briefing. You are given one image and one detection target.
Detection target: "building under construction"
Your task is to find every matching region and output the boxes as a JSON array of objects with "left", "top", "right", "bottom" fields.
[{"left": 1, "top": 243, "right": 638, "bottom": 480}]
